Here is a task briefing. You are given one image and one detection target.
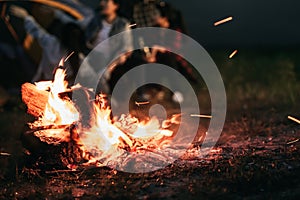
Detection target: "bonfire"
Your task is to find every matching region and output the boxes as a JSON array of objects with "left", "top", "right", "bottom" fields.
[{"left": 21, "top": 67, "right": 182, "bottom": 171}]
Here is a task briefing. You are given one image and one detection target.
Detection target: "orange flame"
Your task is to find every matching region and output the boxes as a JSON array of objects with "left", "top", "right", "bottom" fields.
[
  {"left": 30, "top": 68, "right": 79, "bottom": 143},
  {"left": 29, "top": 68, "right": 179, "bottom": 164}
]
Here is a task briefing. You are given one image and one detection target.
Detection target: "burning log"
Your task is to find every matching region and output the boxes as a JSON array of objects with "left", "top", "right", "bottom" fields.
[
  {"left": 21, "top": 82, "right": 49, "bottom": 117},
  {"left": 21, "top": 68, "right": 182, "bottom": 171}
]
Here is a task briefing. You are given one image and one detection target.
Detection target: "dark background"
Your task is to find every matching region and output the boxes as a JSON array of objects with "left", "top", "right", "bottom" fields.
[
  {"left": 1, "top": 0, "right": 300, "bottom": 105},
  {"left": 171, "top": 0, "right": 300, "bottom": 48},
  {"left": 81, "top": 0, "right": 300, "bottom": 48},
  {"left": 1, "top": 0, "right": 299, "bottom": 49}
]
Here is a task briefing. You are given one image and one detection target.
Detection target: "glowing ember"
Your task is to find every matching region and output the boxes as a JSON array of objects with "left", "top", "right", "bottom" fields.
[
  {"left": 288, "top": 116, "right": 300, "bottom": 124},
  {"left": 214, "top": 16, "right": 233, "bottom": 26},
  {"left": 135, "top": 101, "right": 150, "bottom": 106},
  {"left": 0, "top": 152, "right": 11, "bottom": 156},
  {"left": 128, "top": 23, "right": 137, "bottom": 28},
  {"left": 229, "top": 50, "right": 238, "bottom": 59},
  {"left": 26, "top": 68, "right": 180, "bottom": 166},
  {"left": 190, "top": 114, "right": 212, "bottom": 119},
  {"left": 287, "top": 138, "right": 299, "bottom": 145}
]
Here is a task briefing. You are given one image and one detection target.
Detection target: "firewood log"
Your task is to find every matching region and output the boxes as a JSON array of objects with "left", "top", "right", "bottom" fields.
[{"left": 21, "top": 83, "right": 49, "bottom": 118}]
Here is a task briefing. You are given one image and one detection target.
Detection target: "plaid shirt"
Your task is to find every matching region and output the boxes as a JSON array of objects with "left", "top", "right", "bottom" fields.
[{"left": 133, "top": 0, "right": 160, "bottom": 27}]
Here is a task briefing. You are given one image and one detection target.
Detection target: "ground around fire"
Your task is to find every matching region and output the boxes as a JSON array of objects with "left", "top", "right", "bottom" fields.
[{"left": 1, "top": 49, "right": 300, "bottom": 199}]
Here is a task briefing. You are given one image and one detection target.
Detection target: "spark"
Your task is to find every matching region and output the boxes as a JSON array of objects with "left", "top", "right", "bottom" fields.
[
  {"left": 135, "top": 101, "right": 150, "bottom": 106},
  {"left": 190, "top": 114, "right": 212, "bottom": 119},
  {"left": 214, "top": 16, "right": 233, "bottom": 26},
  {"left": 229, "top": 50, "right": 238, "bottom": 58},
  {"left": 128, "top": 23, "right": 137, "bottom": 28},
  {"left": 64, "top": 51, "right": 75, "bottom": 62},
  {"left": 288, "top": 116, "right": 300, "bottom": 124},
  {"left": 0, "top": 152, "right": 11, "bottom": 156},
  {"left": 287, "top": 138, "right": 299, "bottom": 145}
]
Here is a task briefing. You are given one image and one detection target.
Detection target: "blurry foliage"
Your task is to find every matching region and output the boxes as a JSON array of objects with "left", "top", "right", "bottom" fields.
[{"left": 210, "top": 49, "right": 300, "bottom": 107}]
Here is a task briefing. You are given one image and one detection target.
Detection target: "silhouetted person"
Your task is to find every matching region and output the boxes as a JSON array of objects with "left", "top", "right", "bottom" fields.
[
  {"left": 10, "top": 5, "right": 85, "bottom": 82},
  {"left": 83, "top": 0, "right": 133, "bottom": 94}
]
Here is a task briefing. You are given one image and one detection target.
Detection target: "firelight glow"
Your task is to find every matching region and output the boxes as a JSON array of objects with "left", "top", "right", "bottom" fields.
[{"left": 29, "top": 68, "right": 180, "bottom": 165}]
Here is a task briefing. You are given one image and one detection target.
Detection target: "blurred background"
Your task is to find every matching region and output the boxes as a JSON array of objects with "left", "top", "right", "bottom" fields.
[
  {"left": 0, "top": 0, "right": 300, "bottom": 110},
  {"left": 81, "top": 0, "right": 300, "bottom": 47}
]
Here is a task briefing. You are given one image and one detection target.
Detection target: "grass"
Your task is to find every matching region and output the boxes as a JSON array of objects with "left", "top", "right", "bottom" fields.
[{"left": 208, "top": 48, "right": 300, "bottom": 108}]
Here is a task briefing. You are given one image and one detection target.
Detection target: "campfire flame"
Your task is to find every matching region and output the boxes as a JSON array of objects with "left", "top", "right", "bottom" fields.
[{"left": 28, "top": 68, "right": 180, "bottom": 166}]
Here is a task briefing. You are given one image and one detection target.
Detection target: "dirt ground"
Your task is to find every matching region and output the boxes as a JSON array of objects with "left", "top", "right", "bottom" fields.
[
  {"left": 0, "top": 92, "right": 300, "bottom": 200},
  {"left": 1, "top": 46, "right": 300, "bottom": 200}
]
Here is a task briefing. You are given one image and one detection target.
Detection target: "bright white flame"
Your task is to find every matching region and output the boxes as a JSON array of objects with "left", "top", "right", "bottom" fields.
[{"left": 29, "top": 68, "right": 180, "bottom": 164}]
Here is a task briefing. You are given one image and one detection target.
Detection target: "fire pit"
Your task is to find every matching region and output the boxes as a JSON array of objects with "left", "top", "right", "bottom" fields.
[
  {"left": 0, "top": 78, "right": 299, "bottom": 198},
  {"left": 0, "top": 44, "right": 299, "bottom": 198},
  {"left": 21, "top": 67, "right": 202, "bottom": 173}
]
